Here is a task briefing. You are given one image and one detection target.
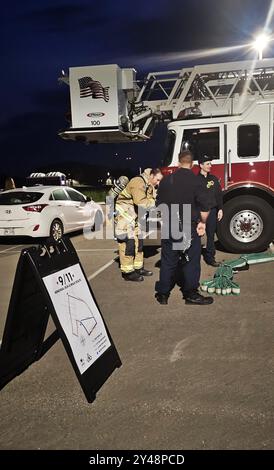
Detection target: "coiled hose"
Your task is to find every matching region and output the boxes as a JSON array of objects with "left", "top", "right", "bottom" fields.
[{"left": 200, "top": 251, "right": 274, "bottom": 296}]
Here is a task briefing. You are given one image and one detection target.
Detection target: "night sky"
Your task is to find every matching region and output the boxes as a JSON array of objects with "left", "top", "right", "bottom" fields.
[{"left": 1, "top": 0, "right": 274, "bottom": 180}]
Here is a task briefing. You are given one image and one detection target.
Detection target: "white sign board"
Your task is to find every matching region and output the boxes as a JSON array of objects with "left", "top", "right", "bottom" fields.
[
  {"left": 69, "top": 64, "right": 120, "bottom": 129},
  {"left": 43, "top": 263, "right": 111, "bottom": 374}
]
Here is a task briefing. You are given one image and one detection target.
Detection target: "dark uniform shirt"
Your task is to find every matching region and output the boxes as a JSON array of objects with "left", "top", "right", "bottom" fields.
[
  {"left": 196, "top": 173, "right": 223, "bottom": 210},
  {"left": 156, "top": 168, "right": 210, "bottom": 226}
]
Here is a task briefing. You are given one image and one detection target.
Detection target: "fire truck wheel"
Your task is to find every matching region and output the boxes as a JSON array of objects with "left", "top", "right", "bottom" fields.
[{"left": 217, "top": 195, "right": 274, "bottom": 253}]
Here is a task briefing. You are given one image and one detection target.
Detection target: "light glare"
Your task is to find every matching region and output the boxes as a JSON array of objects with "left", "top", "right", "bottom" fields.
[{"left": 253, "top": 33, "right": 270, "bottom": 58}]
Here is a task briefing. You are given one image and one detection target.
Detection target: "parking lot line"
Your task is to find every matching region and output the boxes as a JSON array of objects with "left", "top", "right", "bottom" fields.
[
  {"left": 77, "top": 249, "right": 117, "bottom": 252},
  {"left": 0, "top": 245, "right": 23, "bottom": 254},
  {"left": 87, "top": 230, "right": 155, "bottom": 281},
  {"left": 88, "top": 256, "right": 118, "bottom": 281}
]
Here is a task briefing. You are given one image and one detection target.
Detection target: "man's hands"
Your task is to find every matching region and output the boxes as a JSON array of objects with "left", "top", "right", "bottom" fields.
[
  {"left": 196, "top": 221, "right": 206, "bottom": 236},
  {"left": 196, "top": 209, "right": 223, "bottom": 237},
  {"left": 217, "top": 209, "right": 223, "bottom": 221}
]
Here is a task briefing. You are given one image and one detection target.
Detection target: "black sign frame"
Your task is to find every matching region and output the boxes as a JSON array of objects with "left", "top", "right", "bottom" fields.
[{"left": 0, "top": 237, "right": 121, "bottom": 402}]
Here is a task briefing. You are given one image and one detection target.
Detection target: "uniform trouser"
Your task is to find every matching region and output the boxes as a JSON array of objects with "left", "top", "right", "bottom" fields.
[
  {"left": 155, "top": 230, "right": 201, "bottom": 296},
  {"left": 118, "top": 226, "right": 144, "bottom": 274},
  {"left": 204, "top": 207, "right": 217, "bottom": 263}
]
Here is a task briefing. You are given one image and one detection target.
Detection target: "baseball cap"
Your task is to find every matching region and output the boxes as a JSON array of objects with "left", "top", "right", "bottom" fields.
[{"left": 198, "top": 155, "right": 213, "bottom": 164}]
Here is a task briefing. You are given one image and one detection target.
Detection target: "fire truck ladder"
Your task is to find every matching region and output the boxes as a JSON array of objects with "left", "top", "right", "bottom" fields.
[{"left": 130, "top": 58, "right": 274, "bottom": 137}]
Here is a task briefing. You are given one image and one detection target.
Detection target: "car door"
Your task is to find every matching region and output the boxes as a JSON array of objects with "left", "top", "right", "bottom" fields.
[
  {"left": 50, "top": 188, "right": 76, "bottom": 231},
  {"left": 65, "top": 188, "right": 92, "bottom": 228}
]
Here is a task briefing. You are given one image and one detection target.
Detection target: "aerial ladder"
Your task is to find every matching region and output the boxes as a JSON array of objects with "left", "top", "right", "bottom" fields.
[
  {"left": 59, "top": 58, "right": 274, "bottom": 144},
  {"left": 59, "top": 59, "right": 274, "bottom": 254}
]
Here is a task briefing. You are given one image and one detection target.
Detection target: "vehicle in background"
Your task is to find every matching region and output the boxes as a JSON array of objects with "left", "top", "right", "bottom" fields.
[
  {"left": 26, "top": 172, "right": 68, "bottom": 187},
  {"left": 0, "top": 186, "right": 103, "bottom": 240},
  {"left": 59, "top": 60, "right": 274, "bottom": 253}
]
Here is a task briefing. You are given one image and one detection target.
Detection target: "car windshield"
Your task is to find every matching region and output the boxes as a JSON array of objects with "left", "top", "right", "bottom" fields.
[{"left": 0, "top": 191, "right": 43, "bottom": 205}]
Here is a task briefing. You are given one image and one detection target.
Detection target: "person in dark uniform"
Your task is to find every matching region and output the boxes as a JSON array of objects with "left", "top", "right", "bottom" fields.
[
  {"left": 155, "top": 150, "right": 214, "bottom": 306},
  {"left": 197, "top": 155, "right": 223, "bottom": 267}
]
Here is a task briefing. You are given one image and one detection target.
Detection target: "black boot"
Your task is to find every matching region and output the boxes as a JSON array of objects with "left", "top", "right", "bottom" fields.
[
  {"left": 135, "top": 268, "right": 153, "bottom": 276},
  {"left": 155, "top": 292, "right": 169, "bottom": 304},
  {"left": 204, "top": 258, "right": 220, "bottom": 267},
  {"left": 184, "top": 290, "right": 213, "bottom": 305},
  {"left": 122, "top": 271, "right": 144, "bottom": 282}
]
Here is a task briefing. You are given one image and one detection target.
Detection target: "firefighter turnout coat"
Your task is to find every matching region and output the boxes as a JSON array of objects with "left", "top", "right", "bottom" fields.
[{"left": 115, "top": 173, "right": 155, "bottom": 273}]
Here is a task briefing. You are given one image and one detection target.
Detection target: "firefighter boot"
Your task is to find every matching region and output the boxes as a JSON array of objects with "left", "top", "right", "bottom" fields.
[
  {"left": 155, "top": 292, "right": 169, "bottom": 305},
  {"left": 122, "top": 271, "right": 144, "bottom": 282},
  {"left": 135, "top": 268, "right": 153, "bottom": 277}
]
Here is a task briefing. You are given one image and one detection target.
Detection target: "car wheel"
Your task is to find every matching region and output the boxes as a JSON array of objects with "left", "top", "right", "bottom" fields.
[
  {"left": 217, "top": 195, "right": 274, "bottom": 253},
  {"left": 50, "top": 219, "right": 64, "bottom": 240}
]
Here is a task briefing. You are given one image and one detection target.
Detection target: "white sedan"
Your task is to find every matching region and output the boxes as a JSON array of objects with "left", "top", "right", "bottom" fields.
[{"left": 0, "top": 186, "right": 104, "bottom": 240}]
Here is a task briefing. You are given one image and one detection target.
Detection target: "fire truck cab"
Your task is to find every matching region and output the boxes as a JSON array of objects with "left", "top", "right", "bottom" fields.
[
  {"left": 164, "top": 107, "right": 274, "bottom": 253},
  {"left": 59, "top": 59, "right": 274, "bottom": 253}
]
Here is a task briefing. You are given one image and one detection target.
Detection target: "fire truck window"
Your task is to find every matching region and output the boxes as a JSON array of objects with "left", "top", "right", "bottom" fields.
[
  {"left": 237, "top": 125, "right": 260, "bottom": 157},
  {"left": 162, "top": 130, "right": 176, "bottom": 166},
  {"left": 180, "top": 127, "right": 220, "bottom": 161}
]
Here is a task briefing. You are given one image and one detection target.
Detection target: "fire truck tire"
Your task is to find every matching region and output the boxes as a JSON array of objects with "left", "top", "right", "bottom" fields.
[{"left": 217, "top": 195, "right": 274, "bottom": 253}]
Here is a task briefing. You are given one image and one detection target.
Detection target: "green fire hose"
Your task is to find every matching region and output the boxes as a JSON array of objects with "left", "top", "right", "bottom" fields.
[{"left": 200, "top": 251, "right": 274, "bottom": 296}]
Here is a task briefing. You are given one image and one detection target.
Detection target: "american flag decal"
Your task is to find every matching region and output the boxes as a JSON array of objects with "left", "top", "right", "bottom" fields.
[{"left": 78, "top": 76, "right": 110, "bottom": 102}]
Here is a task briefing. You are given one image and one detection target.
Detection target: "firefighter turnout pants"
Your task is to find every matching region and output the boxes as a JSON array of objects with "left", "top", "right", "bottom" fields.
[{"left": 118, "top": 226, "right": 144, "bottom": 274}]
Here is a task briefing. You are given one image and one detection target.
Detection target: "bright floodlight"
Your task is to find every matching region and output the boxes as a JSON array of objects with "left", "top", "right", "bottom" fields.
[{"left": 253, "top": 33, "right": 270, "bottom": 59}]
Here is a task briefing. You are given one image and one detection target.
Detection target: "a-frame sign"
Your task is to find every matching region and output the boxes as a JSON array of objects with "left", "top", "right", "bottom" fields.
[{"left": 0, "top": 237, "right": 121, "bottom": 402}]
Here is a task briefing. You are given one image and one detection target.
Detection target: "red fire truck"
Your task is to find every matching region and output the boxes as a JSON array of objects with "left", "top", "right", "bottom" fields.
[{"left": 59, "top": 59, "right": 274, "bottom": 253}]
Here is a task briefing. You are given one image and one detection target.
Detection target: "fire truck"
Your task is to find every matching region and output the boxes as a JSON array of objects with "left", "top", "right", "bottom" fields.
[{"left": 59, "top": 59, "right": 274, "bottom": 253}]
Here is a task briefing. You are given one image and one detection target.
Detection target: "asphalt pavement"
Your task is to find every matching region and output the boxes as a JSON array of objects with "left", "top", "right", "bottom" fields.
[{"left": 0, "top": 231, "right": 274, "bottom": 450}]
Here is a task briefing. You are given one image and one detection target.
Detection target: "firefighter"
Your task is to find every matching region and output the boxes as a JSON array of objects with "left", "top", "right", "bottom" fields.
[
  {"left": 115, "top": 168, "right": 163, "bottom": 281},
  {"left": 197, "top": 155, "right": 223, "bottom": 267},
  {"left": 155, "top": 150, "right": 213, "bottom": 305},
  {"left": 4, "top": 177, "right": 16, "bottom": 190}
]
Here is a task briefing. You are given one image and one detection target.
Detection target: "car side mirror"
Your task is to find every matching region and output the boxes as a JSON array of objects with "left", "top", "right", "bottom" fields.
[{"left": 85, "top": 196, "right": 91, "bottom": 202}]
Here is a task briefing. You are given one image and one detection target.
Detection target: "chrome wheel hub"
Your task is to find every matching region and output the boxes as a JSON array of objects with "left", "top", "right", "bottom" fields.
[
  {"left": 229, "top": 210, "right": 263, "bottom": 243},
  {"left": 52, "top": 223, "right": 62, "bottom": 240}
]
